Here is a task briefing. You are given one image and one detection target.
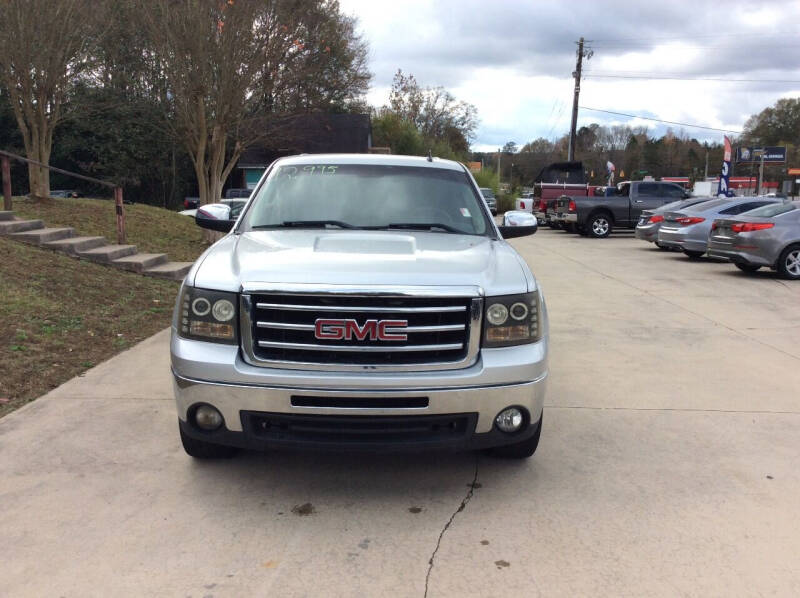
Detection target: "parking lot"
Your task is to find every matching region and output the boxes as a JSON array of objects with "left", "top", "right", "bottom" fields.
[{"left": 2, "top": 227, "right": 800, "bottom": 597}]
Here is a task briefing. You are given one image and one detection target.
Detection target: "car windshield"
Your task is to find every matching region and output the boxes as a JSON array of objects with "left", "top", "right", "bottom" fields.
[
  {"left": 743, "top": 202, "right": 798, "bottom": 218},
  {"left": 480, "top": 188, "right": 495, "bottom": 199},
  {"left": 241, "top": 163, "right": 490, "bottom": 236}
]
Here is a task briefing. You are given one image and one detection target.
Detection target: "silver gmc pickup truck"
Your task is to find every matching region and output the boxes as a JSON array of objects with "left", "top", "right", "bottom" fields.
[{"left": 171, "top": 154, "right": 548, "bottom": 459}]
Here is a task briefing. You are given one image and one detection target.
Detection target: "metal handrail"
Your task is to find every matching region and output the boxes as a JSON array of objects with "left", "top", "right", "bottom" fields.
[{"left": 0, "top": 149, "right": 126, "bottom": 244}]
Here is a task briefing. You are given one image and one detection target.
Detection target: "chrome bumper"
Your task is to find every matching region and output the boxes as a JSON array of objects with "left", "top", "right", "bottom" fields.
[
  {"left": 171, "top": 330, "right": 548, "bottom": 434},
  {"left": 555, "top": 213, "right": 577, "bottom": 223},
  {"left": 173, "top": 370, "right": 547, "bottom": 434}
]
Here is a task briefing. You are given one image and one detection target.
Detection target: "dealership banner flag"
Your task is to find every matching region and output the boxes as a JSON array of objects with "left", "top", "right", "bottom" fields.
[{"left": 717, "top": 136, "right": 731, "bottom": 197}]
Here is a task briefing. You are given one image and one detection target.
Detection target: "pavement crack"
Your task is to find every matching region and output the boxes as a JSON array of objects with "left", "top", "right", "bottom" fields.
[{"left": 423, "top": 455, "right": 479, "bottom": 598}]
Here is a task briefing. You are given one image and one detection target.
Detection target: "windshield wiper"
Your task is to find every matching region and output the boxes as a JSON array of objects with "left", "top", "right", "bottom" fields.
[
  {"left": 252, "top": 220, "right": 357, "bottom": 230},
  {"left": 377, "top": 222, "right": 461, "bottom": 233}
]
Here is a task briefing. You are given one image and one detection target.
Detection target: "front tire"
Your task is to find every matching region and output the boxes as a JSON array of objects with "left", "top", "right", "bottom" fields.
[
  {"left": 777, "top": 244, "right": 800, "bottom": 280},
  {"left": 684, "top": 250, "right": 705, "bottom": 259},
  {"left": 588, "top": 213, "right": 612, "bottom": 238},
  {"left": 486, "top": 415, "right": 542, "bottom": 459},
  {"left": 179, "top": 424, "right": 238, "bottom": 459},
  {"left": 735, "top": 263, "right": 761, "bottom": 273}
]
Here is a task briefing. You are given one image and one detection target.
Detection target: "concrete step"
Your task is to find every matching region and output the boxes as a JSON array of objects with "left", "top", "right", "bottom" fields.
[
  {"left": 143, "top": 261, "right": 194, "bottom": 280},
  {"left": 0, "top": 219, "right": 44, "bottom": 235},
  {"left": 42, "top": 235, "right": 107, "bottom": 255},
  {"left": 111, "top": 252, "right": 168, "bottom": 273},
  {"left": 77, "top": 244, "right": 137, "bottom": 263},
  {"left": 0, "top": 210, "right": 14, "bottom": 221},
  {"left": 9, "top": 226, "right": 74, "bottom": 245}
]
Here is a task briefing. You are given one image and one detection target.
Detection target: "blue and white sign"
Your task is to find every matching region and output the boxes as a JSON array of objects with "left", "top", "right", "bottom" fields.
[
  {"left": 736, "top": 146, "right": 787, "bottom": 164},
  {"left": 717, "top": 136, "right": 732, "bottom": 197}
]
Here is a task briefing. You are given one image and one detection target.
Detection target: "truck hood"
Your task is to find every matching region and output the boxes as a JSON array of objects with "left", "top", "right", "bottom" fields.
[{"left": 189, "top": 230, "right": 534, "bottom": 295}]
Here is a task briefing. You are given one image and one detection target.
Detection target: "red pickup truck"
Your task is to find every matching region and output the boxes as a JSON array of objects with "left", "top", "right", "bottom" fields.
[{"left": 531, "top": 161, "right": 591, "bottom": 229}]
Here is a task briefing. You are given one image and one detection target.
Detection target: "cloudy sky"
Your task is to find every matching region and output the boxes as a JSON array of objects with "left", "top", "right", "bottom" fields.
[{"left": 338, "top": 0, "right": 800, "bottom": 151}]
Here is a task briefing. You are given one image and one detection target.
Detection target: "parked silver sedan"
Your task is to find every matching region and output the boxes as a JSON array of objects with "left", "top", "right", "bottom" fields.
[
  {"left": 635, "top": 197, "right": 715, "bottom": 248},
  {"left": 708, "top": 201, "right": 800, "bottom": 279},
  {"left": 657, "top": 197, "right": 779, "bottom": 258}
]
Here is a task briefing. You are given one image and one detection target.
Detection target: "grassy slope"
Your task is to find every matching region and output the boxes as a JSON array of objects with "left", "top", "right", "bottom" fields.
[
  {"left": 12, "top": 196, "right": 207, "bottom": 262},
  {"left": 0, "top": 237, "right": 182, "bottom": 417}
]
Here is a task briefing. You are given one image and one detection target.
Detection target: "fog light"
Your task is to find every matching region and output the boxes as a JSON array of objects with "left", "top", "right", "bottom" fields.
[
  {"left": 495, "top": 407, "right": 524, "bottom": 433},
  {"left": 194, "top": 405, "right": 223, "bottom": 430}
]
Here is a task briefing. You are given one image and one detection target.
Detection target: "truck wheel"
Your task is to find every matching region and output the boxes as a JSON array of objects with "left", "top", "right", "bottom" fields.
[
  {"left": 683, "top": 250, "right": 705, "bottom": 259},
  {"left": 588, "top": 213, "right": 612, "bottom": 238},
  {"left": 734, "top": 263, "right": 761, "bottom": 273},
  {"left": 486, "top": 415, "right": 542, "bottom": 459},
  {"left": 777, "top": 244, "right": 800, "bottom": 280},
  {"left": 179, "top": 424, "right": 238, "bottom": 459}
]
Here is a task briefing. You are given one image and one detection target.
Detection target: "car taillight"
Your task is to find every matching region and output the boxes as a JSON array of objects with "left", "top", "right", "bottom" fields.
[
  {"left": 520, "top": 201, "right": 526, "bottom": 209},
  {"left": 676, "top": 216, "right": 705, "bottom": 225},
  {"left": 539, "top": 200, "right": 546, "bottom": 211},
  {"left": 650, "top": 214, "right": 664, "bottom": 223},
  {"left": 731, "top": 222, "right": 774, "bottom": 233},
  {"left": 568, "top": 199, "right": 576, "bottom": 212},
  {"left": 184, "top": 199, "right": 189, "bottom": 208}
]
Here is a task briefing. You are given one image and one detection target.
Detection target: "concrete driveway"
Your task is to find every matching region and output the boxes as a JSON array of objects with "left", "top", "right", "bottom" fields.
[{"left": 2, "top": 229, "right": 800, "bottom": 597}]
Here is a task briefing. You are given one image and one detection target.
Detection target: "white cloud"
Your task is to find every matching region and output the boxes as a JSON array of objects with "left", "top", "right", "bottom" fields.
[{"left": 340, "top": 0, "right": 800, "bottom": 148}]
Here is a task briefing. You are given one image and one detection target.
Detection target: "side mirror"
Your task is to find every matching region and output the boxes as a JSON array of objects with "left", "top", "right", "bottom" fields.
[
  {"left": 498, "top": 225, "right": 538, "bottom": 239},
  {"left": 195, "top": 204, "right": 236, "bottom": 233}
]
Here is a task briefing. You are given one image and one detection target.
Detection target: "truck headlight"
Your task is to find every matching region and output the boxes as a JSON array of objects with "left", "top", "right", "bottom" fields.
[
  {"left": 177, "top": 287, "right": 238, "bottom": 344},
  {"left": 483, "top": 291, "right": 541, "bottom": 347}
]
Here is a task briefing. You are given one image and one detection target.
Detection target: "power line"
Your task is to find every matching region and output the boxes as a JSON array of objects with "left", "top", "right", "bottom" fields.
[
  {"left": 579, "top": 107, "right": 743, "bottom": 134},
  {"left": 589, "top": 31, "right": 799, "bottom": 43},
  {"left": 588, "top": 42, "right": 800, "bottom": 50},
  {"left": 583, "top": 73, "right": 800, "bottom": 83}
]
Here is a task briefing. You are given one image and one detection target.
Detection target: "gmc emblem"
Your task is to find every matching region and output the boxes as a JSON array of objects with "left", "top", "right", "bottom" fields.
[{"left": 314, "top": 318, "right": 408, "bottom": 341}]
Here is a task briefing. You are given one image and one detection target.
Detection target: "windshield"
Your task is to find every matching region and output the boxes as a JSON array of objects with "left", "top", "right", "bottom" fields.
[
  {"left": 480, "top": 188, "right": 495, "bottom": 199},
  {"left": 743, "top": 202, "right": 798, "bottom": 218},
  {"left": 241, "top": 163, "right": 490, "bottom": 236}
]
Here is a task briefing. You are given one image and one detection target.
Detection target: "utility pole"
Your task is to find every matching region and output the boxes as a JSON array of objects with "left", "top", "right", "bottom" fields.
[
  {"left": 757, "top": 149, "right": 765, "bottom": 196},
  {"left": 704, "top": 151, "right": 709, "bottom": 179},
  {"left": 567, "top": 37, "right": 591, "bottom": 162}
]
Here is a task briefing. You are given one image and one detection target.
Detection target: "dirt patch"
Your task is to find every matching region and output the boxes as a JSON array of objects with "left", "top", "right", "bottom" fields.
[
  {"left": 291, "top": 502, "right": 315, "bottom": 516},
  {"left": 0, "top": 238, "right": 179, "bottom": 418}
]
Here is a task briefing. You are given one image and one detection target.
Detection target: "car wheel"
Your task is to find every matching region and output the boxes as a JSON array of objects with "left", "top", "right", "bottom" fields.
[
  {"left": 777, "top": 244, "right": 800, "bottom": 280},
  {"left": 684, "top": 250, "right": 705, "bottom": 259},
  {"left": 486, "top": 415, "right": 542, "bottom": 459},
  {"left": 588, "top": 213, "right": 612, "bottom": 238},
  {"left": 734, "top": 263, "right": 761, "bottom": 273},
  {"left": 179, "top": 424, "right": 238, "bottom": 459}
]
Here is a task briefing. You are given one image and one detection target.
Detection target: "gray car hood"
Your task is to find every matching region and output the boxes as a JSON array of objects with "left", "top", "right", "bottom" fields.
[{"left": 189, "top": 230, "right": 534, "bottom": 295}]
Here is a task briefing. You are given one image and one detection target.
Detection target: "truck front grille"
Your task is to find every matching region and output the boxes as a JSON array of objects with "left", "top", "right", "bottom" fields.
[{"left": 243, "top": 293, "right": 480, "bottom": 369}]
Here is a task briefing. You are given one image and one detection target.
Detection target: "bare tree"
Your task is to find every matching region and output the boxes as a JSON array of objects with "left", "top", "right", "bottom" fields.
[
  {"left": 139, "top": 0, "right": 369, "bottom": 208},
  {"left": 0, "top": 0, "right": 93, "bottom": 198},
  {"left": 388, "top": 70, "right": 478, "bottom": 144}
]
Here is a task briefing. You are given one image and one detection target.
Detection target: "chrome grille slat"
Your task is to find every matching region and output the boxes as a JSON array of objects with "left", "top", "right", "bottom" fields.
[
  {"left": 257, "top": 341, "right": 464, "bottom": 352},
  {"left": 255, "top": 302, "right": 466, "bottom": 313},
  {"left": 242, "top": 292, "right": 483, "bottom": 371},
  {"left": 256, "top": 321, "right": 466, "bottom": 333}
]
